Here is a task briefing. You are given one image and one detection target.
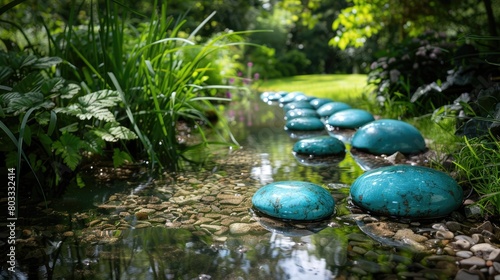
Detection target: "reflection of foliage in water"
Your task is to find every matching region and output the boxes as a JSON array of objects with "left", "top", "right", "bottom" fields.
[{"left": 51, "top": 227, "right": 362, "bottom": 279}]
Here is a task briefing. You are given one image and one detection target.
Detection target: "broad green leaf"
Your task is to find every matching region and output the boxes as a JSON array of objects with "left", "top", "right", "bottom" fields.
[
  {"left": 78, "top": 90, "right": 120, "bottom": 108},
  {"left": 22, "top": 124, "right": 31, "bottom": 146},
  {"left": 0, "top": 66, "right": 13, "bottom": 84},
  {"left": 19, "top": 55, "right": 37, "bottom": 69},
  {"left": 5, "top": 151, "right": 18, "bottom": 169},
  {"left": 0, "top": 92, "right": 21, "bottom": 107},
  {"left": 47, "top": 110, "right": 57, "bottom": 136},
  {"left": 60, "top": 83, "right": 81, "bottom": 99},
  {"left": 76, "top": 173, "right": 85, "bottom": 188},
  {"left": 113, "top": 148, "right": 133, "bottom": 168},
  {"left": 8, "top": 91, "right": 54, "bottom": 115},
  {"left": 35, "top": 111, "right": 51, "bottom": 125},
  {"left": 11, "top": 72, "right": 45, "bottom": 93},
  {"left": 93, "top": 128, "right": 117, "bottom": 142},
  {"left": 41, "top": 78, "right": 65, "bottom": 95},
  {"left": 59, "top": 122, "right": 79, "bottom": 133},
  {"left": 38, "top": 133, "right": 53, "bottom": 154},
  {"left": 93, "top": 123, "right": 137, "bottom": 142},
  {"left": 32, "top": 56, "right": 63, "bottom": 69},
  {"left": 108, "top": 125, "right": 138, "bottom": 140},
  {"left": 52, "top": 133, "right": 82, "bottom": 171},
  {"left": 56, "top": 103, "right": 116, "bottom": 122},
  {"left": 77, "top": 106, "right": 116, "bottom": 122}
]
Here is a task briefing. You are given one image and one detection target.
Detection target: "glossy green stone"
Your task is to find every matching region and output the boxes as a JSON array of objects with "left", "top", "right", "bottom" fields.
[
  {"left": 350, "top": 165, "right": 463, "bottom": 219},
  {"left": 293, "top": 136, "right": 345, "bottom": 156},
  {"left": 326, "top": 109, "right": 375, "bottom": 129},
  {"left": 285, "top": 117, "right": 325, "bottom": 131},
  {"left": 351, "top": 119, "right": 426, "bottom": 155},
  {"left": 252, "top": 181, "right": 335, "bottom": 221},
  {"left": 316, "top": 102, "right": 352, "bottom": 117}
]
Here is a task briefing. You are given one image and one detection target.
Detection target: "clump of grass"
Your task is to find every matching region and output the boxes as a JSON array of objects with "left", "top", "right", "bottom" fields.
[
  {"left": 453, "top": 132, "right": 500, "bottom": 217},
  {"left": 56, "top": 0, "right": 250, "bottom": 172}
]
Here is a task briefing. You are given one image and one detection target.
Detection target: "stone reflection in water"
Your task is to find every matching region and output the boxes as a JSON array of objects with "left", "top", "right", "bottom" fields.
[
  {"left": 251, "top": 153, "right": 274, "bottom": 185},
  {"left": 292, "top": 152, "right": 346, "bottom": 167}
]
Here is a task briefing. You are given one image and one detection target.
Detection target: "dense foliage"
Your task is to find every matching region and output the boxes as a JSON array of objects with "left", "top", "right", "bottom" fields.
[{"left": 0, "top": 0, "right": 247, "bottom": 198}]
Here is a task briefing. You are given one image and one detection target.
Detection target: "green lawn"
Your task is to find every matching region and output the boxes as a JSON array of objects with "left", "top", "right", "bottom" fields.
[{"left": 257, "top": 74, "right": 369, "bottom": 104}]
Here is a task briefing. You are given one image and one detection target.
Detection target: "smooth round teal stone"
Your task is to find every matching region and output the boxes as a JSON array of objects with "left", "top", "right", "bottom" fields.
[
  {"left": 326, "top": 109, "right": 375, "bottom": 129},
  {"left": 283, "top": 101, "right": 314, "bottom": 112},
  {"left": 351, "top": 119, "right": 426, "bottom": 155},
  {"left": 350, "top": 165, "right": 463, "bottom": 219},
  {"left": 262, "top": 92, "right": 283, "bottom": 102},
  {"left": 252, "top": 181, "right": 335, "bottom": 221},
  {"left": 310, "top": 98, "right": 334, "bottom": 109},
  {"left": 293, "top": 136, "right": 345, "bottom": 156},
  {"left": 294, "top": 95, "right": 314, "bottom": 102},
  {"left": 316, "top": 102, "right": 352, "bottom": 117},
  {"left": 280, "top": 92, "right": 305, "bottom": 103},
  {"left": 285, "top": 108, "right": 319, "bottom": 120},
  {"left": 285, "top": 117, "right": 325, "bottom": 131}
]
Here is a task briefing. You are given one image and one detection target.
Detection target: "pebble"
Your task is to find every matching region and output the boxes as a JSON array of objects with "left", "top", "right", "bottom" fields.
[
  {"left": 455, "top": 269, "right": 484, "bottom": 280},
  {"left": 453, "top": 239, "right": 471, "bottom": 250},
  {"left": 436, "top": 230, "right": 454, "bottom": 239},
  {"left": 456, "top": 250, "right": 474, "bottom": 258},
  {"left": 471, "top": 243, "right": 497, "bottom": 255},
  {"left": 489, "top": 249, "right": 500, "bottom": 261},
  {"left": 460, "top": 256, "right": 486, "bottom": 266}
]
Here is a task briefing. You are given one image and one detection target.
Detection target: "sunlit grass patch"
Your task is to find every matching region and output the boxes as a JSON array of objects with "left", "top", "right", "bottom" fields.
[{"left": 258, "top": 74, "right": 368, "bottom": 104}]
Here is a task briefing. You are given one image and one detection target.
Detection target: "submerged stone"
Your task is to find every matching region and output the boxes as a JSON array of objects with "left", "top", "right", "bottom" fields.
[
  {"left": 351, "top": 119, "right": 426, "bottom": 155},
  {"left": 252, "top": 181, "right": 335, "bottom": 221},
  {"left": 316, "top": 102, "right": 352, "bottom": 118},
  {"left": 350, "top": 165, "right": 463, "bottom": 219},
  {"left": 285, "top": 117, "right": 325, "bottom": 131},
  {"left": 326, "top": 109, "right": 375, "bottom": 129},
  {"left": 292, "top": 136, "right": 345, "bottom": 156},
  {"left": 285, "top": 108, "right": 319, "bottom": 120}
]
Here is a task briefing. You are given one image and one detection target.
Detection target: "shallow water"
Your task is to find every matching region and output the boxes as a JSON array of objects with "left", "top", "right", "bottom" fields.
[{"left": 8, "top": 97, "right": 456, "bottom": 279}]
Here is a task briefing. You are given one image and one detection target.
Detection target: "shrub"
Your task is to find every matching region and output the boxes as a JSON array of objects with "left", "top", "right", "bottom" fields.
[{"left": 368, "top": 30, "right": 457, "bottom": 115}]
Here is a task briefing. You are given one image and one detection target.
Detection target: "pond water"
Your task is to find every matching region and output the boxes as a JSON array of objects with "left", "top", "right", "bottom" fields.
[{"left": 7, "top": 96, "right": 458, "bottom": 279}]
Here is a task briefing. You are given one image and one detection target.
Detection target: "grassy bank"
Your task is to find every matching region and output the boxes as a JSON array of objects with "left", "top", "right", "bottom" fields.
[{"left": 257, "top": 74, "right": 368, "bottom": 104}]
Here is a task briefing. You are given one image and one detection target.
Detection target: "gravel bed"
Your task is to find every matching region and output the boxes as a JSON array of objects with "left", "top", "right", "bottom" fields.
[{"left": 2, "top": 145, "right": 499, "bottom": 279}]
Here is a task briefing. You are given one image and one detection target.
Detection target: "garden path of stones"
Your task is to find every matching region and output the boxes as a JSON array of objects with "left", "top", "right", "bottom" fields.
[{"left": 60, "top": 146, "right": 500, "bottom": 280}]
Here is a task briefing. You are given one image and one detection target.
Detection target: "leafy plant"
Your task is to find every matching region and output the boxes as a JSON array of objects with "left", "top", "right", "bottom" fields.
[
  {"left": 0, "top": 51, "right": 136, "bottom": 198},
  {"left": 367, "top": 30, "right": 457, "bottom": 115}
]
